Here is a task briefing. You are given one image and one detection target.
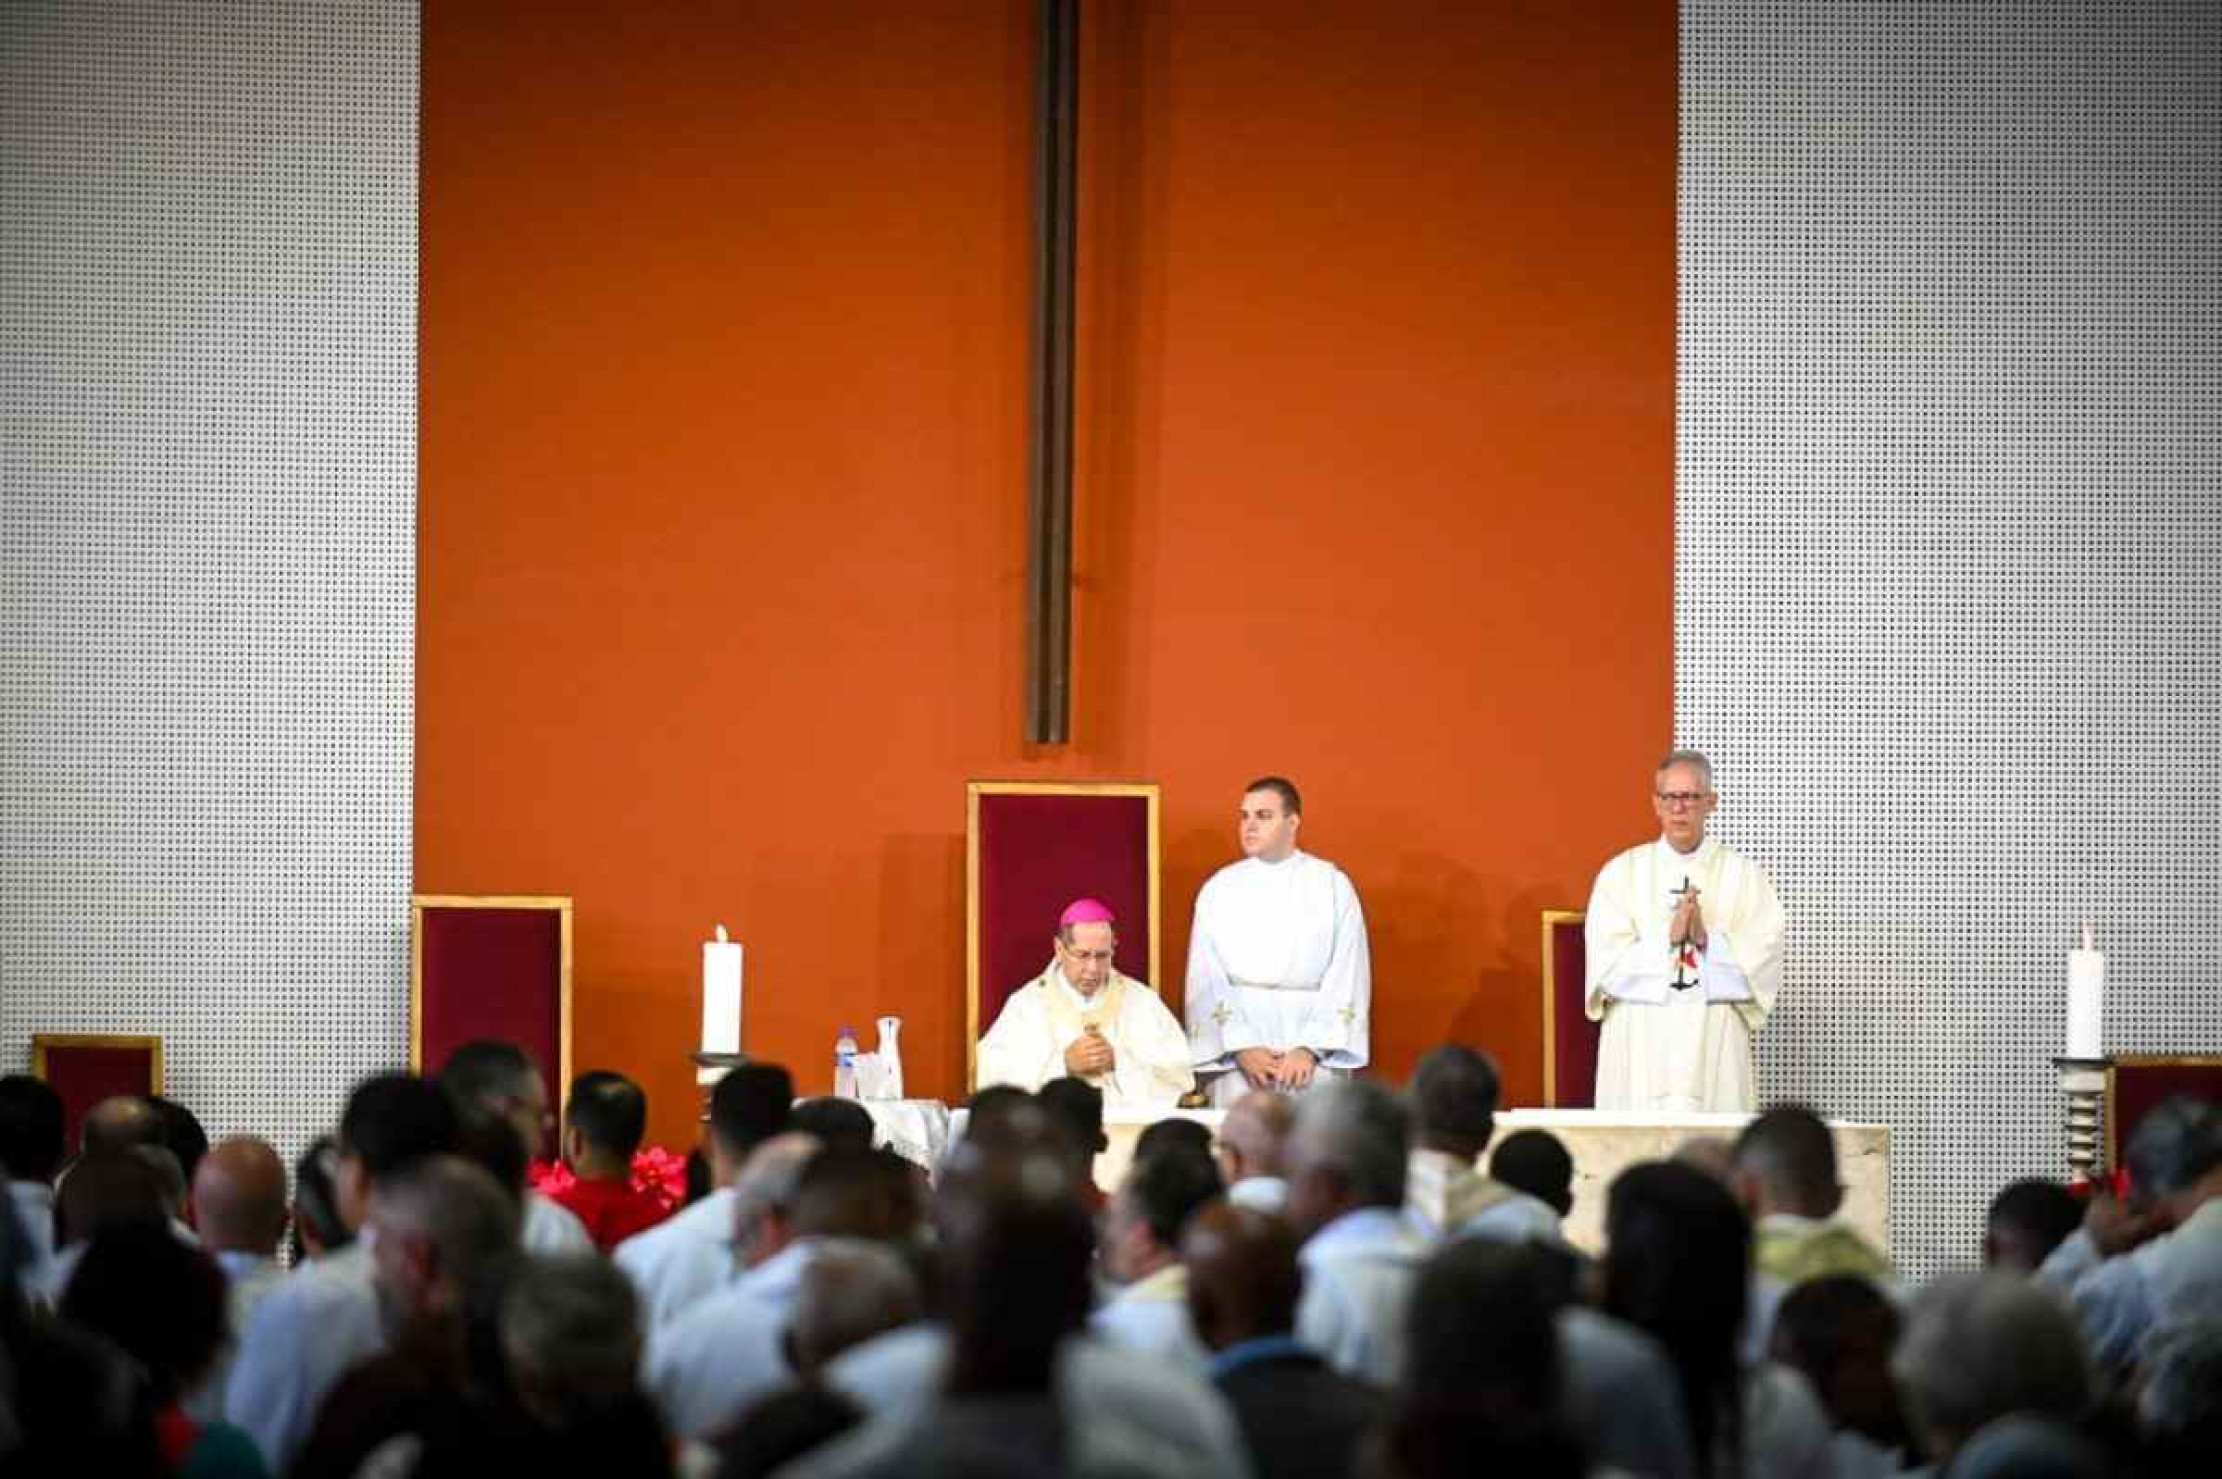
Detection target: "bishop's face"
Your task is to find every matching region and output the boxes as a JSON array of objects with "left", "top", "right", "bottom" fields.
[
  {"left": 1057, "top": 921, "right": 1117, "bottom": 995},
  {"left": 1653, "top": 763, "right": 1717, "bottom": 853},
  {"left": 1239, "top": 790, "right": 1300, "bottom": 862}
]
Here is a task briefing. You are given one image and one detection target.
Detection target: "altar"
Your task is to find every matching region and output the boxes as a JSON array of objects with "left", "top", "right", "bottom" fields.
[
  {"left": 842, "top": 1097, "right": 1889, "bottom": 1259},
  {"left": 1095, "top": 1107, "right": 1892, "bottom": 1258}
]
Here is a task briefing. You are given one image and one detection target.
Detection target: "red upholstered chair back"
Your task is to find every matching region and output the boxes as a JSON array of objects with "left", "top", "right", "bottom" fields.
[
  {"left": 32, "top": 1035, "right": 163, "bottom": 1152},
  {"left": 411, "top": 897, "right": 572, "bottom": 1133},
  {"left": 1542, "top": 911, "right": 1596, "bottom": 1108},
  {"left": 2109, "top": 1054, "right": 2222, "bottom": 1176},
  {"left": 968, "top": 784, "right": 1160, "bottom": 1091}
]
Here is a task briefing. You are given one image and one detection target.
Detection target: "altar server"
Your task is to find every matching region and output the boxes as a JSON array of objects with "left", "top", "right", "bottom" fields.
[
  {"left": 1186, "top": 777, "right": 1372, "bottom": 1107},
  {"left": 1585, "top": 749, "right": 1784, "bottom": 1113},
  {"left": 976, "top": 899, "right": 1196, "bottom": 1105}
]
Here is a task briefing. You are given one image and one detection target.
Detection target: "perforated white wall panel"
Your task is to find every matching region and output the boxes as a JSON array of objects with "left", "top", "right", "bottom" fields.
[
  {"left": 1, "top": 4, "right": 418, "bottom": 1169},
  {"left": 1680, "top": 1, "right": 2221, "bottom": 1278}
]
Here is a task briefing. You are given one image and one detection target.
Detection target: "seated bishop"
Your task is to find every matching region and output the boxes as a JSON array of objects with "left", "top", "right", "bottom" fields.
[{"left": 976, "top": 898, "right": 1195, "bottom": 1107}]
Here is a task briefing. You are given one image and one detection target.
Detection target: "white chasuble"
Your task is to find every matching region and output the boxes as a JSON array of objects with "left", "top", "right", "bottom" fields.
[
  {"left": 1584, "top": 835, "right": 1784, "bottom": 1113},
  {"left": 976, "top": 963, "right": 1195, "bottom": 1106},
  {"left": 1185, "top": 851, "right": 1372, "bottom": 1107}
]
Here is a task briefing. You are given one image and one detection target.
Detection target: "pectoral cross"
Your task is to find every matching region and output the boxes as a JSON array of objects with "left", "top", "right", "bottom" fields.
[{"left": 1669, "top": 875, "right": 1700, "bottom": 991}]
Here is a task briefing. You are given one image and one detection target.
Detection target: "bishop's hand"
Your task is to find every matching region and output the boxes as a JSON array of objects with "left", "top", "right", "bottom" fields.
[{"left": 1064, "top": 1028, "right": 1115, "bottom": 1077}]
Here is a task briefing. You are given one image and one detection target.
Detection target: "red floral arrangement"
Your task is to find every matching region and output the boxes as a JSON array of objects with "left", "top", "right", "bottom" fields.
[{"left": 527, "top": 1144, "right": 689, "bottom": 1217}]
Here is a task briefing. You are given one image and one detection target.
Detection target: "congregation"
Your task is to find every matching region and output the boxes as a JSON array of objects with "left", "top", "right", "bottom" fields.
[{"left": 1, "top": 1046, "right": 2218, "bottom": 1479}]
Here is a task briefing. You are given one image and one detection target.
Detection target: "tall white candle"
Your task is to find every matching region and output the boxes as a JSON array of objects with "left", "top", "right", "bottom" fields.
[
  {"left": 702, "top": 924, "right": 743, "bottom": 1055},
  {"left": 2066, "top": 921, "right": 2104, "bottom": 1060}
]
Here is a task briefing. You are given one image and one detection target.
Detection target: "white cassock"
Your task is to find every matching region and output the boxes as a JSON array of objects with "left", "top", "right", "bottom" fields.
[
  {"left": 1185, "top": 850, "right": 1371, "bottom": 1107},
  {"left": 1585, "top": 834, "right": 1784, "bottom": 1112},
  {"left": 975, "top": 962, "right": 1195, "bottom": 1105}
]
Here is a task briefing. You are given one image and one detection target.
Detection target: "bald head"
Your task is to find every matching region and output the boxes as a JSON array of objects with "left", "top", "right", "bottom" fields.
[
  {"left": 192, "top": 1137, "right": 289, "bottom": 1255},
  {"left": 1218, "top": 1090, "right": 1296, "bottom": 1185},
  {"left": 1182, "top": 1202, "right": 1302, "bottom": 1352},
  {"left": 82, "top": 1096, "right": 163, "bottom": 1156}
]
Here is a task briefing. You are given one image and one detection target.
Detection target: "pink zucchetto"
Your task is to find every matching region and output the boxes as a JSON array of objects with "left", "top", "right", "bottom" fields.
[{"left": 1059, "top": 897, "right": 1117, "bottom": 928}]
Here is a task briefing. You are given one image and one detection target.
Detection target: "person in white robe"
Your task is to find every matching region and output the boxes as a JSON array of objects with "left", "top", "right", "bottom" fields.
[
  {"left": 1585, "top": 750, "right": 1784, "bottom": 1113},
  {"left": 1185, "top": 777, "right": 1372, "bottom": 1109},
  {"left": 976, "top": 898, "right": 1195, "bottom": 1106}
]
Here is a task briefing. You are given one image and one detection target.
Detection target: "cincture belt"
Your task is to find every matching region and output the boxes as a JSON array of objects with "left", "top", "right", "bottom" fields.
[{"left": 1228, "top": 977, "right": 1322, "bottom": 993}]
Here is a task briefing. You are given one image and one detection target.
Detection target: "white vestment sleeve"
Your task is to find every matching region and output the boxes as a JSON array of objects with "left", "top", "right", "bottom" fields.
[
  {"left": 1716, "top": 861, "right": 1786, "bottom": 1032},
  {"left": 1120, "top": 988, "right": 1199, "bottom": 1103},
  {"left": 976, "top": 988, "right": 1064, "bottom": 1092},
  {"left": 1585, "top": 857, "right": 1670, "bottom": 1016},
  {"left": 1185, "top": 888, "right": 1264, "bottom": 1066},
  {"left": 1296, "top": 870, "right": 1371, "bottom": 1068},
  {"left": 1699, "top": 931, "right": 1752, "bottom": 1002}
]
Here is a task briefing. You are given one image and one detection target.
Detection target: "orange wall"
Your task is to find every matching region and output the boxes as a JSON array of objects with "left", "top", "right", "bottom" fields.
[{"left": 419, "top": 1, "right": 1675, "bottom": 1151}]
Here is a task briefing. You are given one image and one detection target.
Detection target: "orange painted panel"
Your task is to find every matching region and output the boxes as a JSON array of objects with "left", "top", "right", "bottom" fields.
[{"left": 419, "top": 1, "right": 1675, "bottom": 1151}]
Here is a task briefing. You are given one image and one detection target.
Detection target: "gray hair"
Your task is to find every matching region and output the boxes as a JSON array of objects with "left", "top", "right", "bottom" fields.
[
  {"left": 733, "top": 1131, "right": 820, "bottom": 1257},
  {"left": 1655, "top": 749, "right": 1715, "bottom": 790},
  {"left": 500, "top": 1253, "right": 643, "bottom": 1418},
  {"left": 790, "top": 1238, "right": 923, "bottom": 1376},
  {"left": 1891, "top": 1272, "right": 2091, "bottom": 1455},
  {"left": 1288, "top": 1079, "right": 1409, "bottom": 1209},
  {"left": 2124, "top": 1096, "right": 2222, "bottom": 1201}
]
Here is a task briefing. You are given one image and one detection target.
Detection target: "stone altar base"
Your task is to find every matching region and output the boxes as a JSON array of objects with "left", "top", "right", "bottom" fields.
[{"left": 1099, "top": 1107, "right": 1891, "bottom": 1259}]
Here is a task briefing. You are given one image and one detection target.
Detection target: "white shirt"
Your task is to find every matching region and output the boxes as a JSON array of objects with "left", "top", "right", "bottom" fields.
[
  {"left": 802, "top": 1330, "right": 1252, "bottom": 1479},
  {"left": 1089, "top": 1263, "right": 1208, "bottom": 1371},
  {"left": 614, "top": 1187, "right": 739, "bottom": 1330},
  {"left": 225, "top": 1241, "right": 383, "bottom": 1474},
  {"left": 1225, "top": 1176, "right": 1288, "bottom": 1214},
  {"left": 644, "top": 1237, "right": 815, "bottom": 1439},
  {"left": 185, "top": 1249, "right": 286, "bottom": 1424},
  {"left": 1295, "top": 1206, "right": 1424, "bottom": 1388},
  {"left": 5, "top": 1181, "right": 56, "bottom": 1306},
  {"left": 523, "top": 1189, "right": 594, "bottom": 1253}
]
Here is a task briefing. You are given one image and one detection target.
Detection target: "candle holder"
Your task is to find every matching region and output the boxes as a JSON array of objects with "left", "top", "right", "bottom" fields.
[
  {"left": 2051, "top": 1056, "right": 2111, "bottom": 1187},
  {"left": 692, "top": 1049, "right": 751, "bottom": 1121}
]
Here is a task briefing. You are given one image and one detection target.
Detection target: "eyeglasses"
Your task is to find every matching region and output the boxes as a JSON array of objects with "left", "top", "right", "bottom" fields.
[{"left": 1654, "top": 791, "right": 1712, "bottom": 809}]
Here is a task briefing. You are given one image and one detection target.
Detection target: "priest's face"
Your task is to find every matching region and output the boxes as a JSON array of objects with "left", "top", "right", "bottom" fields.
[
  {"left": 1239, "top": 790, "right": 1300, "bottom": 862},
  {"left": 1653, "top": 762, "right": 1717, "bottom": 852},
  {"left": 1057, "top": 921, "right": 1116, "bottom": 995}
]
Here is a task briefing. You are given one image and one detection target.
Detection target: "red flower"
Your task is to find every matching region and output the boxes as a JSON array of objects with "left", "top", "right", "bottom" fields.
[
  {"left": 632, "top": 1146, "right": 689, "bottom": 1215},
  {"left": 528, "top": 1146, "right": 685, "bottom": 1213}
]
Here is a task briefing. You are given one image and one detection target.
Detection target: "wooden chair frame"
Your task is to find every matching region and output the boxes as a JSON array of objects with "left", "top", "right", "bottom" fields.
[
  {"left": 30, "top": 1032, "right": 166, "bottom": 1093},
  {"left": 965, "top": 781, "right": 1161, "bottom": 1092},
  {"left": 409, "top": 894, "right": 574, "bottom": 1100},
  {"left": 2105, "top": 1051, "right": 2222, "bottom": 1169},
  {"left": 1540, "top": 909, "right": 1584, "bottom": 1107}
]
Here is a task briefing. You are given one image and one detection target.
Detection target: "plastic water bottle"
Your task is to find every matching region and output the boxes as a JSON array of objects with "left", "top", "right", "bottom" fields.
[{"left": 833, "top": 1025, "right": 860, "bottom": 1099}]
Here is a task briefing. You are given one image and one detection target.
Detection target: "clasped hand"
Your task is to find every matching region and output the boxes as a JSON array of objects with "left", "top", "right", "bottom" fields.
[
  {"left": 1236, "top": 1045, "right": 1318, "bottom": 1091},
  {"left": 1064, "top": 1027, "right": 1116, "bottom": 1076},
  {"left": 1671, "top": 888, "right": 1709, "bottom": 951}
]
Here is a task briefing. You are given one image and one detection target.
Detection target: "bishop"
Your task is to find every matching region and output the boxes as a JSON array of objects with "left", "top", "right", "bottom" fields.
[{"left": 976, "top": 898, "right": 1195, "bottom": 1106}]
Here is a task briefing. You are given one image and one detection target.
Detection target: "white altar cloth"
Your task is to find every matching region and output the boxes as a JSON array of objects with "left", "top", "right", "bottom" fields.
[{"left": 1089, "top": 1107, "right": 1889, "bottom": 1259}]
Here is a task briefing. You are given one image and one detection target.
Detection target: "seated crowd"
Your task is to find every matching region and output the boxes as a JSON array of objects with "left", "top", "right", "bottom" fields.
[{"left": 1, "top": 1045, "right": 2217, "bottom": 1478}]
